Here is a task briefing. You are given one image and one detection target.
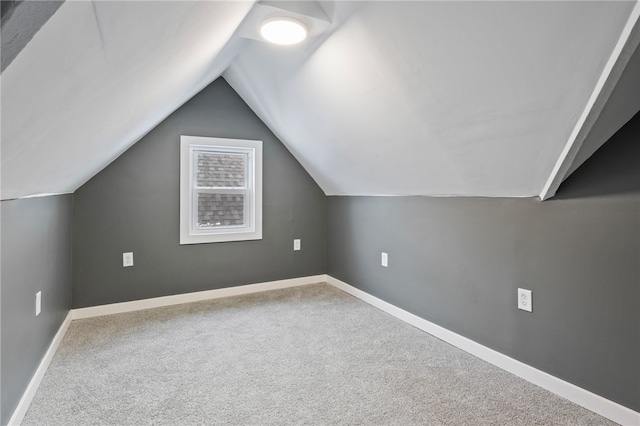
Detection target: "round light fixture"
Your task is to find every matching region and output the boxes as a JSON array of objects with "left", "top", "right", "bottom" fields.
[{"left": 260, "top": 17, "right": 308, "bottom": 45}]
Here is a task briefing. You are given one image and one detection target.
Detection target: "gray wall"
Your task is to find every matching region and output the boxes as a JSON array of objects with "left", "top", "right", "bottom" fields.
[
  {"left": 1, "top": 194, "right": 73, "bottom": 425},
  {"left": 328, "top": 113, "right": 640, "bottom": 411},
  {"left": 72, "top": 78, "right": 326, "bottom": 308}
]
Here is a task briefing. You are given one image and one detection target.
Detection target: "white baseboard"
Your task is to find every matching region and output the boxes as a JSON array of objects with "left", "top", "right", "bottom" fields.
[
  {"left": 71, "top": 275, "right": 325, "bottom": 320},
  {"left": 11, "top": 275, "right": 638, "bottom": 426},
  {"left": 9, "top": 276, "right": 324, "bottom": 424},
  {"left": 8, "top": 312, "right": 73, "bottom": 426},
  {"left": 325, "top": 275, "right": 639, "bottom": 426}
]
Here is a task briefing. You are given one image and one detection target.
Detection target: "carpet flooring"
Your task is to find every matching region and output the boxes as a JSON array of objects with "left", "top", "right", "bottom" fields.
[{"left": 22, "top": 283, "right": 614, "bottom": 425}]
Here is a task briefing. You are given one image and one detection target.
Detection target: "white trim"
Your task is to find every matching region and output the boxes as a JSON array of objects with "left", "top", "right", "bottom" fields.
[
  {"left": 7, "top": 312, "right": 73, "bottom": 426},
  {"left": 539, "top": 3, "right": 640, "bottom": 201},
  {"left": 179, "top": 136, "right": 263, "bottom": 245},
  {"left": 17, "top": 192, "right": 73, "bottom": 200},
  {"left": 325, "top": 275, "right": 640, "bottom": 426},
  {"left": 71, "top": 275, "right": 324, "bottom": 320},
  {"left": 11, "top": 276, "right": 638, "bottom": 425},
  {"left": 9, "top": 276, "right": 324, "bottom": 424}
]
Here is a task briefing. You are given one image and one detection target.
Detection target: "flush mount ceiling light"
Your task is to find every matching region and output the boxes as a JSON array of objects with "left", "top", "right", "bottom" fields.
[{"left": 260, "top": 17, "right": 308, "bottom": 45}]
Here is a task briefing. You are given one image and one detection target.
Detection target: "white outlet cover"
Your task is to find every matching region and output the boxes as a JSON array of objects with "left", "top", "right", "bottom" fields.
[
  {"left": 36, "top": 291, "right": 41, "bottom": 316},
  {"left": 123, "top": 252, "right": 134, "bottom": 267},
  {"left": 518, "top": 288, "right": 532, "bottom": 312},
  {"left": 293, "top": 239, "right": 301, "bottom": 251},
  {"left": 381, "top": 252, "right": 388, "bottom": 267}
]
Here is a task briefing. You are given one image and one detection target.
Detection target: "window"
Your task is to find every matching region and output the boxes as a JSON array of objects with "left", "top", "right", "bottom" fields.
[{"left": 180, "top": 136, "right": 262, "bottom": 244}]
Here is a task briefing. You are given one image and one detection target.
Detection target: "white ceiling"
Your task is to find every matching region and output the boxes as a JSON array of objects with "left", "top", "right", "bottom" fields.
[
  {"left": 1, "top": 0, "right": 253, "bottom": 200},
  {"left": 1, "top": 1, "right": 639, "bottom": 200}
]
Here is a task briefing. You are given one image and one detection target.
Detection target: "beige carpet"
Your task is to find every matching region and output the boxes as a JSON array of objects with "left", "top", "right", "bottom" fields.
[{"left": 23, "top": 283, "right": 614, "bottom": 425}]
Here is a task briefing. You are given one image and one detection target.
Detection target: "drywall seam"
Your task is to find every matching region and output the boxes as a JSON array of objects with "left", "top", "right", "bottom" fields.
[
  {"left": 325, "top": 275, "right": 640, "bottom": 426},
  {"left": 71, "top": 275, "right": 325, "bottom": 319},
  {"left": 7, "top": 312, "right": 73, "bottom": 426},
  {"left": 540, "top": 2, "right": 640, "bottom": 200}
]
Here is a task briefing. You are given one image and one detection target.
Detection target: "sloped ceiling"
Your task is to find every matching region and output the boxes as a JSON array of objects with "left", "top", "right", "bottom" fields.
[
  {"left": 226, "top": 1, "right": 638, "bottom": 197},
  {"left": 565, "top": 24, "right": 640, "bottom": 179},
  {"left": 1, "top": 0, "right": 254, "bottom": 200},
  {"left": 1, "top": 1, "right": 639, "bottom": 200}
]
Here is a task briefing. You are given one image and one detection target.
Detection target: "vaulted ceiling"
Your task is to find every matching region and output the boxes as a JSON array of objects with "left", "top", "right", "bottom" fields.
[{"left": 2, "top": 1, "right": 639, "bottom": 201}]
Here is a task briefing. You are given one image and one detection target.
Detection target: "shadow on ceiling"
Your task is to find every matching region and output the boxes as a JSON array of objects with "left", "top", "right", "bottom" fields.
[
  {"left": 1, "top": 0, "right": 64, "bottom": 73},
  {"left": 553, "top": 111, "right": 640, "bottom": 200}
]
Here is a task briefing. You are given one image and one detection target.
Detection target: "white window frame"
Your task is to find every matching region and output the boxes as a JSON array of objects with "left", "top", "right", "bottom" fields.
[{"left": 180, "top": 136, "right": 262, "bottom": 244}]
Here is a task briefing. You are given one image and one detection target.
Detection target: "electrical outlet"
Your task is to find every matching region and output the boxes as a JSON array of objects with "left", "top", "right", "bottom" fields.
[
  {"left": 518, "top": 288, "right": 532, "bottom": 312},
  {"left": 36, "top": 291, "right": 41, "bottom": 316},
  {"left": 293, "top": 239, "right": 301, "bottom": 251},
  {"left": 381, "top": 252, "right": 388, "bottom": 267},
  {"left": 123, "top": 252, "right": 134, "bottom": 267}
]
